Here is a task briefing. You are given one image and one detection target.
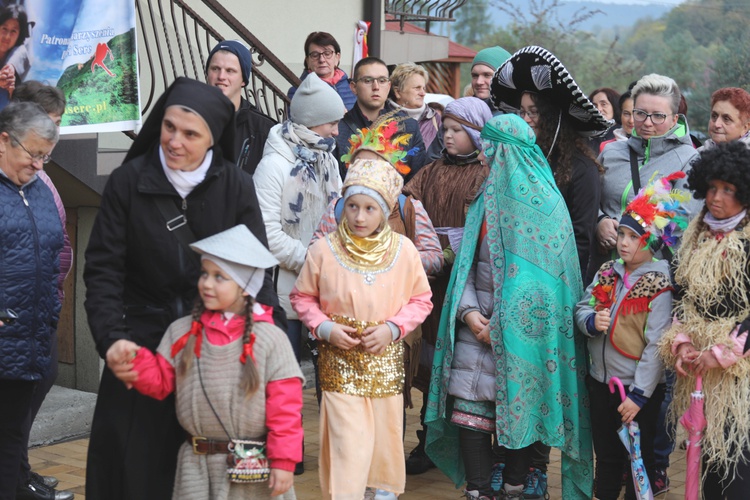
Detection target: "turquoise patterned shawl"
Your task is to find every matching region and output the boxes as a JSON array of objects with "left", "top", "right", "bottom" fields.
[{"left": 424, "top": 114, "right": 593, "bottom": 499}]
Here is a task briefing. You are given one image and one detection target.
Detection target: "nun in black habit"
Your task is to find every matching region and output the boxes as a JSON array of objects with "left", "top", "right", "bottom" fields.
[{"left": 83, "top": 77, "right": 285, "bottom": 500}]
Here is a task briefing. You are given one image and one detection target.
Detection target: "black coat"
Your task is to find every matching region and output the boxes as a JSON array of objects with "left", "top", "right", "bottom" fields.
[
  {"left": 234, "top": 97, "right": 275, "bottom": 176},
  {"left": 83, "top": 146, "right": 284, "bottom": 500}
]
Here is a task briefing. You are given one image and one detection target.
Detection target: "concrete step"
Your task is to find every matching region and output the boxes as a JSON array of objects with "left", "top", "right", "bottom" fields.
[{"left": 30, "top": 385, "right": 97, "bottom": 447}]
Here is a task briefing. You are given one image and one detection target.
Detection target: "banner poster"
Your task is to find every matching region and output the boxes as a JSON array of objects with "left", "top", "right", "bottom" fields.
[{"left": 0, "top": 0, "right": 140, "bottom": 134}]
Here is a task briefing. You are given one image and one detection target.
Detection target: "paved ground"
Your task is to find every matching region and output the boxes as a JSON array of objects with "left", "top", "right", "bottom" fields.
[{"left": 31, "top": 388, "right": 688, "bottom": 499}]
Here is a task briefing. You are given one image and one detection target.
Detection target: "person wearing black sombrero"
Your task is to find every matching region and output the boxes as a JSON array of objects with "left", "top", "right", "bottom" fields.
[
  {"left": 491, "top": 45, "right": 610, "bottom": 283},
  {"left": 489, "top": 45, "right": 609, "bottom": 499},
  {"left": 83, "top": 77, "right": 285, "bottom": 500}
]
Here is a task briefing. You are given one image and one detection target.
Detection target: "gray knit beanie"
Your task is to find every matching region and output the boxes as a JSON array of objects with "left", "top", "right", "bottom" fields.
[{"left": 289, "top": 72, "right": 345, "bottom": 128}]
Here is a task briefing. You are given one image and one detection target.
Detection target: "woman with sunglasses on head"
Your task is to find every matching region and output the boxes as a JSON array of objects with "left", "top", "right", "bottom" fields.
[
  {"left": 592, "top": 74, "right": 700, "bottom": 281},
  {"left": 288, "top": 31, "right": 356, "bottom": 111}
]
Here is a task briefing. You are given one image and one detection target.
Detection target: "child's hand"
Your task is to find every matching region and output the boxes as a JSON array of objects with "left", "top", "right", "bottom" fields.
[
  {"left": 465, "top": 311, "right": 490, "bottom": 336},
  {"left": 594, "top": 308, "right": 611, "bottom": 332},
  {"left": 618, "top": 397, "right": 641, "bottom": 424},
  {"left": 675, "top": 342, "right": 698, "bottom": 377},
  {"left": 328, "top": 323, "right": 360, "bottom": 350},
  {"left": 268, "top": 468, "right": 293, "bottom": 496},
  {"left": 475, "top": 324, "right": 491, "bottom": 345},
  {"left": 106, "top": 339, "right": 141, "bottom": 389},
  {"left": 361, "top": 324, "right": 393, "bottom": 355},
  {"left": 685, "top": 350, "right": 720, "bottom": 376}
]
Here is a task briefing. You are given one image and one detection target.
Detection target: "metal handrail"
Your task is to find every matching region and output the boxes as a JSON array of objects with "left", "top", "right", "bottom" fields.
[{"left": 135, "top": 0, "right": 300, "bottom": 124}]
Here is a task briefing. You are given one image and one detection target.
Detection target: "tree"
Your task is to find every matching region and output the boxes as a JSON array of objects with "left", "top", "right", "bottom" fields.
[{"left": 453, "top": 0, "right": 493, "bottom": 46}]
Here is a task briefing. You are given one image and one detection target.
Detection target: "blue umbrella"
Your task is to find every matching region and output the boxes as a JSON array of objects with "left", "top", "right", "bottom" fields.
[{"left": 609, "top": 377, "right": 654, "bottom": 500}]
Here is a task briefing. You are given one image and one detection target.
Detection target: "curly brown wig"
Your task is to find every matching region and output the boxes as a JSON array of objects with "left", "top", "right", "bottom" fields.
[{"left": 687, "top": 141, "right": 750, "bottom": 207}]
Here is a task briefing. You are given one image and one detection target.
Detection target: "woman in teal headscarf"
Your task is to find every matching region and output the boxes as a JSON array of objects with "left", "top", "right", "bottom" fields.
[{"left": 424, "top": 113, "right": 593, "bottom": 499}]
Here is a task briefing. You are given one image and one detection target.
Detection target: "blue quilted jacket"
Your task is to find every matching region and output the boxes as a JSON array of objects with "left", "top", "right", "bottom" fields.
[{"left": 0, "top": 172, "right": 63, "bottom": 381}]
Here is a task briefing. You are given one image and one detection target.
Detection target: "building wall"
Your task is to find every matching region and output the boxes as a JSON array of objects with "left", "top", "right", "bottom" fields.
[{"left": 229, "top": 1, "right": 367, "bottom": 78}]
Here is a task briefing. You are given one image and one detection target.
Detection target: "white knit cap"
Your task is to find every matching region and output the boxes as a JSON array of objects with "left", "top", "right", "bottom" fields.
[
  {"left": 190, "top": 225, "right": 278, "bottom": 297},
  {"left": 290, "top": 72, "right": 345, "bottom": 127}
]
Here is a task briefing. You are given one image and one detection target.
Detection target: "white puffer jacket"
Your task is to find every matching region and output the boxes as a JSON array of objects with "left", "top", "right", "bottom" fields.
[{"left": 253, "top": 123, "right": 340, "bottom": 319}]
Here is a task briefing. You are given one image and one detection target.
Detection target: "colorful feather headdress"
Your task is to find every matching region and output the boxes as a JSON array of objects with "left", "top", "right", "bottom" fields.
[
  {"left": 340, "top": 111, "right": 418, "bottom": 175},
  {"left": 619, "top": 171, "right": 691, "bottom": 252}
]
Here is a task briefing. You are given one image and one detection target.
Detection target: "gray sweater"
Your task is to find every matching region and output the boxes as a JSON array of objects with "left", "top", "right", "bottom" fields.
[
  {"left": 575, "top": 259, "right": 671, "bottom": 398},
  {"left": 590, "top": 116, "right": 700, "bottom": 278}
]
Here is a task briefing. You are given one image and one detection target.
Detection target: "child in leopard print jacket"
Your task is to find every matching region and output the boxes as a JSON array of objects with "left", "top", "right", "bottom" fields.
[{"left": 574, "top": 172, "right": 688, "bottom": 500}]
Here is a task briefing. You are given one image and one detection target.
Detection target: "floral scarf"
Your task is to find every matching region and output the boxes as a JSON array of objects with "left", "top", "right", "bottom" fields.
[{"left": 280, "top": 120, "right": 342, "bottom": 239}]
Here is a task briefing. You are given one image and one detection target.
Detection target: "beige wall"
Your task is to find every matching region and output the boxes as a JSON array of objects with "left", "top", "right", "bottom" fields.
[{"left": 226, "top": 1, "right": 367, "bottom": 77}]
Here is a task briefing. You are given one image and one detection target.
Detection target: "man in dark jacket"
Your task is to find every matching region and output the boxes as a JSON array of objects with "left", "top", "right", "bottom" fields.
[
  {"left": 336, "top": 56, "right": 428, "bottom": 181},
  {"left": 205, "top": 40, "right": 275, "bottom": 175}
]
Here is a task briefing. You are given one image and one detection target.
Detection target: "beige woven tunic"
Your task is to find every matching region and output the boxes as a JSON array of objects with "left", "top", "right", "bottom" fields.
[{"left": 156, "top": 316, "right": 304, "bottom": 500}]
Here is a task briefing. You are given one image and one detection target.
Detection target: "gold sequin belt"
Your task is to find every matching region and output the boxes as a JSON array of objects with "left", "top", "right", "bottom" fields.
[{"left": 318, "top": 315, "right": 404, "bottom": 398}]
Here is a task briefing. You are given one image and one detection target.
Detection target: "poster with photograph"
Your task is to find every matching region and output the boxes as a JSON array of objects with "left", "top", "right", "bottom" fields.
[{"left": 0, "top": 0, "right": 140, "bottom": 134}]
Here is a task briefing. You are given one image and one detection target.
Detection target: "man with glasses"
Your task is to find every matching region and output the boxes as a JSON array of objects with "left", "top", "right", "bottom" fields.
[
  {"left": 336, "top": 56, "right": 428, "bottom": 181},
  {"left": 205, "top": 40, "right": 275, "bottom": 175},
  {"left": 288, "top": 31, "right": 356, "bottom": 111}
]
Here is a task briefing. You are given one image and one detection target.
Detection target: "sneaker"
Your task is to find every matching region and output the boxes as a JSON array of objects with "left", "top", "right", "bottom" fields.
[
  {"left": 405, "top": 446, "right": 435, "bottom": 475},
  {"left": 491, "top": 462, "right": 505, "bottom": 492},
  {"left": 501, "top": 484, "right": 525, "bottom": 499},
  {"left": 464, "top": 489, "right": 496, "bottom": 500},
  {"left": 653, "top": 468, "right": 670, "bottom": 496},
  {"left": 373, "top": 489, "right": 397, "bottom": 500},
  {"left": 522, "top": 467, "right": 549, "bottom": 500}
]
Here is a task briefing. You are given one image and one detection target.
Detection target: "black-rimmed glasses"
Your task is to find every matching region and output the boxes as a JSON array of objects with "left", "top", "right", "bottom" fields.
[{"left": 632, "top": 109, "right": 672, "bottom": 125}]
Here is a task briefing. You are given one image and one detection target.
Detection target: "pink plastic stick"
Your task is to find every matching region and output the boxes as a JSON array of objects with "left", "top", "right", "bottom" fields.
[
  {"left": 696, "top": 376, "right": 702, "bottom": 393},
  {"left": 608, "top": 377, "right": 626, "bottom": 402}
]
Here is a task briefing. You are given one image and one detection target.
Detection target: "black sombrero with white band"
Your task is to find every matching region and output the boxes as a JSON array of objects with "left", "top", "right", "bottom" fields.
[{"left": 490, "top": 45, "right": 612, "bottom": 136}]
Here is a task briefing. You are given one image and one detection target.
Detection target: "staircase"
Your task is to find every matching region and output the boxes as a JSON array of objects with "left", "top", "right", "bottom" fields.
[{"left": 135, "top": 0, "right": 299, "bottom": 123}]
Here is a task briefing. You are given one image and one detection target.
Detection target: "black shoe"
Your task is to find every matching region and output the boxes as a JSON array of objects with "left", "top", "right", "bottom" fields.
[
  {"left": 16, "top": 479, "right": 75, "bottom": 500},
  {"left": 294, "top": 460, "right": 304, "bottom": 475},
  {"left": 30, "top": 472, "right": 59, "bottom": 489},
  {"left": 405, "top": 447, "right": 435, "bottom": 475}
]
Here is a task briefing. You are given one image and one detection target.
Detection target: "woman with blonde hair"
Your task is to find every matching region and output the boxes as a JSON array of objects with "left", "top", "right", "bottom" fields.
[{"left": 388, "top": 62, "right": 441, "bottom": 151}]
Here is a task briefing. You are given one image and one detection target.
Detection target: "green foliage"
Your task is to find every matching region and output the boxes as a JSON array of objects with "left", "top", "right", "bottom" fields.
[
  {"left": 57, "top": 28, "right": 139, "bottom": 127},
  {"left": 454, "top": 0, "right": 493, "bottom": 46},
  {"left": 452, "top": 0, "right": 750, "bottom": 134}
]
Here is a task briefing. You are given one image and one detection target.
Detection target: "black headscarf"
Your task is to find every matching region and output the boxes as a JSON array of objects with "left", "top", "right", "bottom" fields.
[{"left": 125, "top": 77, "right": 236, "bottom": 163}]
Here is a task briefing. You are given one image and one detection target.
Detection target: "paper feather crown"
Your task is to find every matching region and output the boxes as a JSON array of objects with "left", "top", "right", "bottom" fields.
[
  {"left": 619, "top": 171, "right": 691, "bottom": 253},
  {"left": 340, "top": 111, "right": 418, "bottom": 175}
]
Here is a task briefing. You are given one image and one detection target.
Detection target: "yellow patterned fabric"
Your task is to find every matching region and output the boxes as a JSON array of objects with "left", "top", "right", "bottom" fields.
[
  {"left": 332, "top": 219, "right": 399, "bottom": 274},
  {"left": 318, "top": 315, "right": 405, "bottom": 397},
  {"left": 343, "top": 158, "right": 403, "bottom": 212}
]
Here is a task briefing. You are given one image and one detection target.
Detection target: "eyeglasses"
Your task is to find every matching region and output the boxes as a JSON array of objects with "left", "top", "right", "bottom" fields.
[
  {"left": 355, "top": 76, "right": 390, "bottom": 86},
  {"left": 517, "top": 109, "right": 539, "bottom": 119},
  {"left": 307, "top": 50, "right": 335, "bottom": 60},
  {"left": 632, "top": 109, "right": 672, "bottom": 125},
  {"left": 7, "top": 133, "right": 52, "bottom": 164}
]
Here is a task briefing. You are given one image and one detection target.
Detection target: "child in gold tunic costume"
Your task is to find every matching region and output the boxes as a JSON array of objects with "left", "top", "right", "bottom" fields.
[{"left": 290, "top": 158, "right": 433, "bottom": 499}]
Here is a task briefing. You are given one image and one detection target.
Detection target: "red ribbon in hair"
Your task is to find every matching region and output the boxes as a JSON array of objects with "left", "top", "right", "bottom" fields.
[
  {"left": 239, "top": 333, "right": 257, "bottom": 364},
  {"left": 170, "top": 320, "right": 204, "bottom": 358}
]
